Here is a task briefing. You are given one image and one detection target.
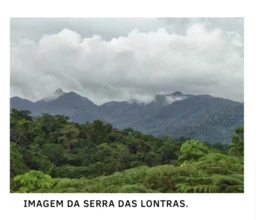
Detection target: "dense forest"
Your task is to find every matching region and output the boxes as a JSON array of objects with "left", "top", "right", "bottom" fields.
[{"left": 10, "top": 109, "right": 244, "bottom": 193}]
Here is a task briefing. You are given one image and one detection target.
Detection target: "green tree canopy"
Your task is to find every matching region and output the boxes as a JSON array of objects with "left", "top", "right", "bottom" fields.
[
  {"left": 178, "top": 140, "right": 209, "bottom": 162},
  {"left": 14, "top": 170, "right": 55, "bottom": 193}
]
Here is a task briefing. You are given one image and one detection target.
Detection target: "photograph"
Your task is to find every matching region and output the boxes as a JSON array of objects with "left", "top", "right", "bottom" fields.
[{"left": 10, "top": 17, "right": 244, "bottom": 193}]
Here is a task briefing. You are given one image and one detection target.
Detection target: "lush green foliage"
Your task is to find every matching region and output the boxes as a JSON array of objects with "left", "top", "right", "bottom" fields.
[
  {"left": 10, "top": 109, "right": 244, "bottom": 193},
  {"left": 13, "top": 170, "right": 55, "bottom": 192},
  {"left": 178, "top": 140, "right": 209, "bottom": 162}
]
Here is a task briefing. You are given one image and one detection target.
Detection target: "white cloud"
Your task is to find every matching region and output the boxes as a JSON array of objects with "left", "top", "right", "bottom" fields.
[
  {"left": 164, "top": 95, "right": 187, "bottom": 105},
  {"left": 10, "top": 21, "right": 243, "bottom": 105}
]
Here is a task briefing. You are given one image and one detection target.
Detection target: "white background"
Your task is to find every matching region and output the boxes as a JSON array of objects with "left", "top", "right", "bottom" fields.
[{"left": 0, "top": 0, "right": 258, "bottom": 219}]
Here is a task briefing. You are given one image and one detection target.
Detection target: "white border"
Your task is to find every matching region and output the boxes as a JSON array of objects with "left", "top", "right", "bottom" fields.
[{"left": 1, "top": 1, "right": 258, "bottom": 220}]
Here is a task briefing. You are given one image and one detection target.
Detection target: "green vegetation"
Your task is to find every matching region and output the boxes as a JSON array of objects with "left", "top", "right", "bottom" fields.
[{"left": 10, "top": 109, "right": 244, "bottom": 193}]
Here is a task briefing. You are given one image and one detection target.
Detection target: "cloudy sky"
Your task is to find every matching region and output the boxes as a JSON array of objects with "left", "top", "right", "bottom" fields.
[{"left": 10, "top": 18, "right": 244, "bottom": 104}]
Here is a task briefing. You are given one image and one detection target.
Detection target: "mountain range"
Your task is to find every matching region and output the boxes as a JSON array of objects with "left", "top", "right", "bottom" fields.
[{"left": 10, "top": 89, "right": 244, "bottom": 144}]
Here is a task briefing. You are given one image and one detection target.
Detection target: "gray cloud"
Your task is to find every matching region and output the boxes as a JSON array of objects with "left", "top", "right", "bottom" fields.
[{"left": 10, "top": 18, "right": 243, "bottom": 105}]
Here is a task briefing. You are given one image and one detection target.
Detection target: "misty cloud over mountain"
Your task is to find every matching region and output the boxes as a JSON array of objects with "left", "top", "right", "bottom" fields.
[
  {"left": 10, "top": 18, "right": 243, "bottom": 105},
  {"left": 10, "top": 90, "right": 244, "bottom": 143}
]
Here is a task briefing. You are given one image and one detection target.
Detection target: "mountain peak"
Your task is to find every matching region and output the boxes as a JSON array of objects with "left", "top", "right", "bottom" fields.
[
  {"left": 171, "top": 91, "right": 183, "bottom": 96},
  {"left": 153, "top": 91, "right": 186, "bottom": 106},
  {"left": 42, "top": 88, "right": 65, "bottom": 102},
  {"left": 54, "top": 88, "right": 65, "bottom": 96}
]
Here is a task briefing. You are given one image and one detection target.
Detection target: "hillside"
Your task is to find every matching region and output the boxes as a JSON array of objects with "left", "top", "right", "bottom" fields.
[
  {"left": 10, "top": 89, "right": 244, "bottom": 143},
  {"left": 10, "top": 110, "right": 244, "bottom": 193}
]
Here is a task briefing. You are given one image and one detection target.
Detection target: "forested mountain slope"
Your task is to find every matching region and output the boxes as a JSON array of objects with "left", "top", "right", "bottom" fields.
[
  {"left": 10, "top": 110, "right": 244, "bottom": 193},
  {"left": 10, "top": 90, "right": 244, "bottom": 143}
]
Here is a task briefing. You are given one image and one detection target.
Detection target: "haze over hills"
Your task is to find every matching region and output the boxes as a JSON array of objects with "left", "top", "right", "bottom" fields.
[{"left": 10, "top": 89, "right": 244, "bottom": 144}]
